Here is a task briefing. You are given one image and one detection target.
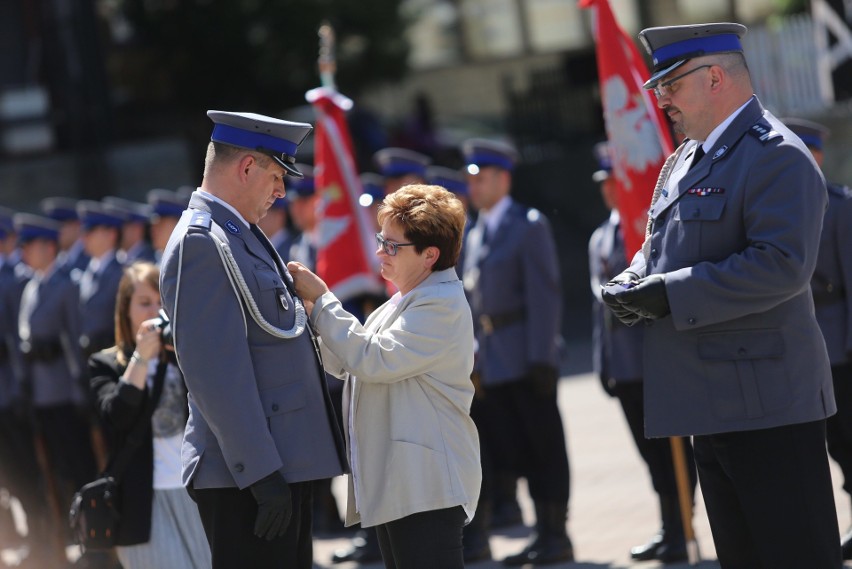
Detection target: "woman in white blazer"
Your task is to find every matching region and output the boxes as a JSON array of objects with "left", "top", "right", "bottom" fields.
[{"left": 288, "top": 184, "right": 481, "bottom": 569}]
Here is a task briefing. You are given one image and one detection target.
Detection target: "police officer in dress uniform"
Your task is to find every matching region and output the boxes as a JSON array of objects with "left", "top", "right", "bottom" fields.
[
  {"left": 781, "top": 118, "right": 852, "bottom": 558},
  {"left": 462, "top": 138, "right": 573, "bottom": 566},
  {"left": 77, "top": 201, "right": 126, "bottom": 360},
  {"left": 159, "top": 110, "right": 347, "bottom": 569},
  {"left": 603, "top": 23, "right": 841, "bottom": 567},
  {"left": 41, "top": 197, "right": 90, "bottom": 277},
  {"left": 102, "top": 196, "right": 156, "bottom": 264},
  {"left": 14, "top": 214, "right": 98, "bottom": 533},
  {"left": 588, "top": 142, "right": 695, "bottom": 563}
]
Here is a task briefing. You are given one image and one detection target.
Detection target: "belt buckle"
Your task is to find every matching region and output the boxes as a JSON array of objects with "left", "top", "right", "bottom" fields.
[{"left": 480, "top": 315, "right": 494, "bottom": 335}]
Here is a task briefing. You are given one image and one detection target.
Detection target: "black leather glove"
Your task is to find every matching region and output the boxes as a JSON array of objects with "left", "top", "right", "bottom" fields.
[
  {"left": 528, "top": 363, "right": 559, "bottom": 397},
  {"left": 601, "top": 271, "right": 642, "bottom": 325},
  {"left": 249, "top": 471, "right": 292, "bottom": 541},
  {"left": 616, "top": 274, "right": 670, "bottom": 320}
]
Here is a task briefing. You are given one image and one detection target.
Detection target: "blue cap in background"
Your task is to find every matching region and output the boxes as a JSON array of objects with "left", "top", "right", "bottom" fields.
[
  {"left": 426, "top": 166, "right": 468, "bottom": 196},
  {"left": 14, "top": 213, "right": 60, "bottom": 243},
  {"left": 374, "top": 148, "right": 430, "bottom": 179},
  {"left": 462, "top": 138, "right": 519, "bottom": 172}
]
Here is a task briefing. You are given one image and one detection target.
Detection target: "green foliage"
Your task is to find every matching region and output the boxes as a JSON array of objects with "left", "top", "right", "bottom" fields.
[
  {"left": 770, "top": 0, "right": 808, "bottom": 15},
  {"left": 109, "top": 0, "right": 408, "bottom": 112}
]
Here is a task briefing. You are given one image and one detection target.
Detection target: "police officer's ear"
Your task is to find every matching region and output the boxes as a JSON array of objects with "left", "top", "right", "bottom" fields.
[{"left": 238, "top": 154, "right": 259, "bottom": 182}]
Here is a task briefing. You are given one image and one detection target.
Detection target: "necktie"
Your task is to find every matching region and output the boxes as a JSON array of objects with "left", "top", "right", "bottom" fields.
[{"left": 688, "top": 145, "right": 705, "bottom": 171}]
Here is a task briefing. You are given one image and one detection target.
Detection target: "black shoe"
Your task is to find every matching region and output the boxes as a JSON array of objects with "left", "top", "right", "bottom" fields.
[
  {"left": 331, "top": 538, "right": 383, "bottom": 564},
  {"left": 502, "top": 534, "right": 574, "bottom": 566},
  {"left": 842, "top": 530, "right": 852, "bottom": 560},
  {"left": 630, "top": 531, "right": 663, "bottom": 561},
  {"left": 656, "top": 541, "right": 688, "bottom": 564}
]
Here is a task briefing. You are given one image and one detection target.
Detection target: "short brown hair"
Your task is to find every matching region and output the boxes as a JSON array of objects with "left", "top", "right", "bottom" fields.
[
  {"left": 378, "top": 184, "right": 466, "bottom": 272},
  {"left": 114, "top": 261, "right": 160, "bottom": 366}
]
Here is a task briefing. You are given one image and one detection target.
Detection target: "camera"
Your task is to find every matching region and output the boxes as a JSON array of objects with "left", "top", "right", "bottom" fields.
[{"left": 152, "top": 309, "right": 174, "bottom": 348}]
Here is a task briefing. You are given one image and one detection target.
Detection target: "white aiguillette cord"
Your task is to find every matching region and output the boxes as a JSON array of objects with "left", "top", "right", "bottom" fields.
[{"left": 208, "top": 231, "right": 307, "bottom": 339}]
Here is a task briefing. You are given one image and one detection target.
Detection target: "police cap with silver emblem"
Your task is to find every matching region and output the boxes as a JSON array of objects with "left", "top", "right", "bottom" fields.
[
  {"left": 14, "top": 213, "right": 60, "bottom": 243},
  {"left": 207, "top": 110, "right": 313, "bottom": 179},
  {"left": 426, "top": 165, "right": 468, "bottom": 196},
  {"left": 639, "top": 23, "right": 747, "bottom": 89},
  {"left": 374, "top": 148, "right": 430, "bottom": 179},
  {"left": 462, "top": 138, "right": 519, "bottom": 172},
  {"left": 40, "top": 197, "right": 80, "bottom": 222},
  {"left": 781, "top": 118, "right": 830, "bottom": 151}
]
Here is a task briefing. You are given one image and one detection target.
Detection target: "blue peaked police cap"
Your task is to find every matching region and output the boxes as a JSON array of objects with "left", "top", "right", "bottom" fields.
[
  {"left": 639, "top": 23, "right": 747, "bottom": 89},
  {"left": 147, "top": 189, "right": 187, "bottom": 220},
  {"left": 40, "top": 197, "right": 80, "bottom": 222},
  {"left": 286, "top": 164, "right": 316, "bottom": 197},
  {"left": 102, "top": 196, "right": 152, "bottom": 224},
  {"left": 426, "top": 166, "right": 468, "bottom": 197},
  {"left": 14, "top": 213, "right": 60, "bottom": 243},
  {"left": 208, "top": 110, "right": 313, "bottom": 179},
  {"left": 462, "top": 138, "right": 519, "bottom": 172},
  {"left": 77, "top": 200, "right": 125, "bottom": 230},
  {"left": 374, "top": 148, "right": 430, "bottom": 179},
  {"left": 781, "top": 117, "right": 830, "bottom": 151}
]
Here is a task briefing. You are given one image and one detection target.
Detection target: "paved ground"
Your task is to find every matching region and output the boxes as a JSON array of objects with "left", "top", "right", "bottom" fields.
[{"left": 313, "top": 367, "right": 852, "bottom": 569}]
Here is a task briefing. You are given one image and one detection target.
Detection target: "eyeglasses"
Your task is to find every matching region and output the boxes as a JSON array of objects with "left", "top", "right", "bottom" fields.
[
  {"left": 375, "top": 233, "right": 416, "bottom": 256},
  {"left": 653, "top": 64, "right": 712, "bottom": 98}
]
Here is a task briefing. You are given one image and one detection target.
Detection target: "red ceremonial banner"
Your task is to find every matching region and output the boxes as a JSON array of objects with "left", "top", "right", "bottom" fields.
[
  {"left": 306, "top": 87, "right": 383, "bottom": 302},
  {"left": 579, "top": 0, "right": 675, "bottom": 259}
]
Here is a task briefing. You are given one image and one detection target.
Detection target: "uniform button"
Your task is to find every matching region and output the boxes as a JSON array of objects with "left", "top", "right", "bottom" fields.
[
  {"left": 692, "top": 209, "right": 700, "bottom": 218},
  {"left": 737, "top": 348, "right": 747, "bottom": 356},
  {"left": 688, "top": 317, "right": 696, "bottom": 325},
  {"left": 651, "top": 248, "right": 658, "bottom": 259},
  {"left": 235, "top": 463, "right": 244, "bottom": 472},
  {"left": 272, "top": 403, "right": 279, "bottom": 412}
]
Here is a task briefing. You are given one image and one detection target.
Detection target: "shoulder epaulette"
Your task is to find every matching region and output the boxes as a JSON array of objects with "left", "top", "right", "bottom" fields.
[
  {"left": 187, "top": 210, "right": 212, "bottom": 231},
  {"left": 747, "top": 119, "right": 782, "bottom": 144}
]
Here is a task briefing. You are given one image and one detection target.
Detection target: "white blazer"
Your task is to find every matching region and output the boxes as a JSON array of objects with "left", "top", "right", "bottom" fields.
[{"left": 311, "top": 268, "right": 482, "bottom": 528}]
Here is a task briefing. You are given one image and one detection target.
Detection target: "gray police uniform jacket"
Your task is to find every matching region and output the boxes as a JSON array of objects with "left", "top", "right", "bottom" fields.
[
  {"left": 812, "top": 182, "right": 852, "bottom": 366},
  {"left": 631, "top": 97, "right": 835, "bottom": 437},
  {"left": 589, "top": 215, "right": 644, "bottom": 382},
  {"left": 464, "top": 199, "right": 562, "bottom": 386},
  {"left": 18, "top": 267, "right": 86, "bottom": 407},
  {"left": 79, "top": 254, "right": 124, "bottom": 353},
  {"left": 159, "top": 191, "right": 347, "bottom": 490}
]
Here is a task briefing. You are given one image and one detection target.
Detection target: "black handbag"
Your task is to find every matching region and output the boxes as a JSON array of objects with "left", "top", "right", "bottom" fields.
[{"left": 69, "top": 360, "right": 166, "bottom": 550}]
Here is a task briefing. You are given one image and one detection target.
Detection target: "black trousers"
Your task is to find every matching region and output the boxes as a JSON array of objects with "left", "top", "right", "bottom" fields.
[
  {"left": 476, "top": 379, "right": 569, "bottom": 503},
  {"left": 693, "top": 419, "right": 841, "bottom": 569},
  {"left": 375, "top": 506, "right": 466, "bottom": 569},
  {"left": 190, "top": 480, "right": 313, "bottom": 569},
  {"left": 826, "top": 363, "right": 852, "bottom": 498},
  {"left": 613, "top": 382, "right": 696, "bottom": 499}
]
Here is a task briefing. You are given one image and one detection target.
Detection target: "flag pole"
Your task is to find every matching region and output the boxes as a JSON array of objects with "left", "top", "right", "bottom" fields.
[
  {"left": 669, "top": 436, "right": 701, "bottom": 564},
  {"left": 318, "top": 21, "right": 337, "bottom": 91}
]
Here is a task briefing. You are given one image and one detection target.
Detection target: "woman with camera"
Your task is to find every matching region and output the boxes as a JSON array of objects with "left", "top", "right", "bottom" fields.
[{"left": 88, "top": 261, "right": 210, "bottom": 569}]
